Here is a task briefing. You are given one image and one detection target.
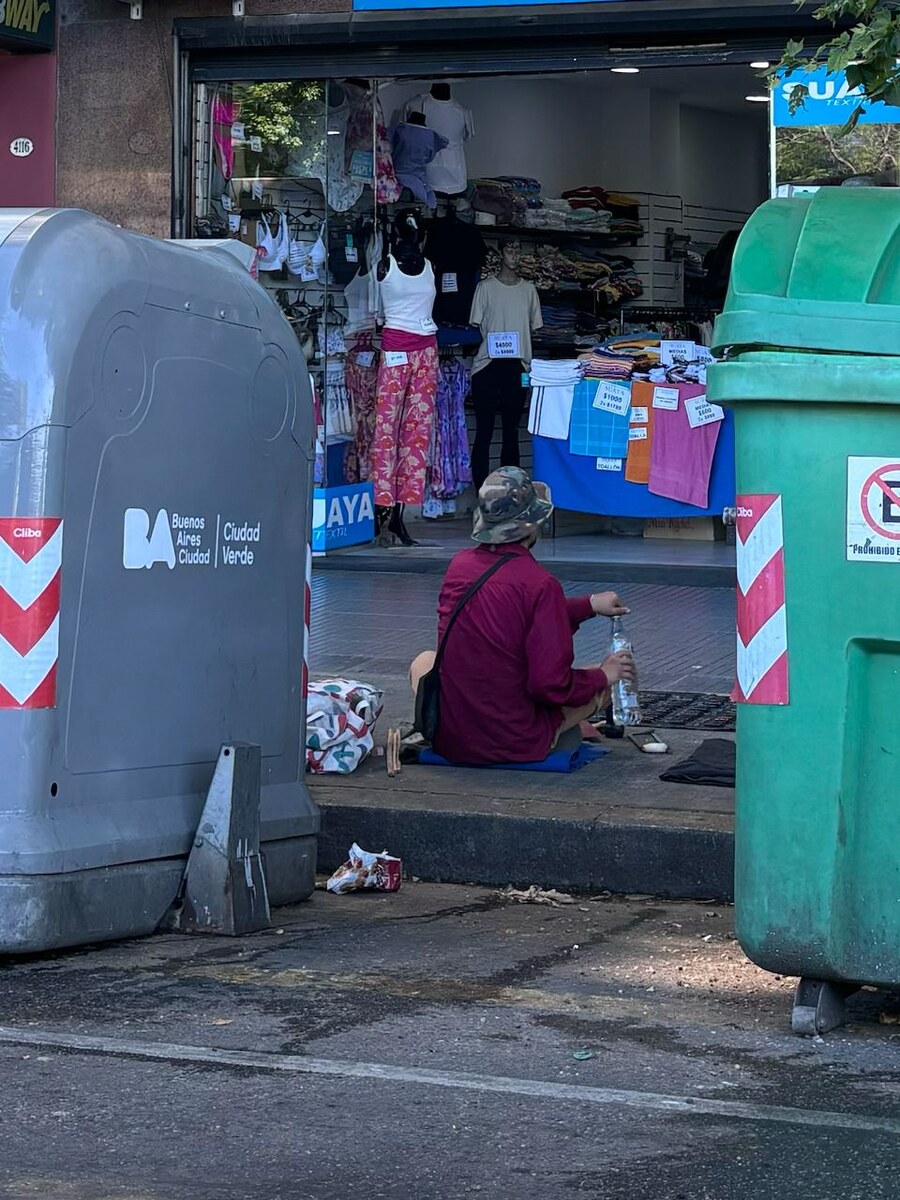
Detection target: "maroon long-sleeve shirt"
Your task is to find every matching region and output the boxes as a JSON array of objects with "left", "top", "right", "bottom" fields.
[{"left": 432, "top": 542, "right": 608, "bottom": 765}]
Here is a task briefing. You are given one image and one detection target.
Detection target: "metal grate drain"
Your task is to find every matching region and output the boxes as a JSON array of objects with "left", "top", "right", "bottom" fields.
[{"left": 639, "top": 691, "right": 735, "bottom": 732}]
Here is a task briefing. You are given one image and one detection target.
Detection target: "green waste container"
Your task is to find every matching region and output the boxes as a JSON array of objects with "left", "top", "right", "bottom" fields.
[{"left": 707, "top": 188, "right": 900, "bottom": 1033}]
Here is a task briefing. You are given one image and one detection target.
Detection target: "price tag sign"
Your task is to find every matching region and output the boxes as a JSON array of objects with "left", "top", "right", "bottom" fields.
[
  {"left": 596, "top": 457, "right": 624, "bottom": 472},
  {"left": 630, "top": 406, "right": 648, "bottom": 424},
  {"left": 221, "top": 194, "right": 234, "bottom": 212},
  {"left": 249, "top": 136, "right": 263, "bottom": 153},
  {"left": 694, "top": 345, "right": 716, "bottom": 364},
  {"left": 231, "top": 122, "right": 246, "bottom": 142},
  {"left": 420, "top": 317, "right": 438, "bottom": 334},
  {"left": 300, "top": 261, "right": 319, "bottom": 282},
  {"left": 384, "top": 351, "right": 409, "bottom": 368},
  {"left": 628, "top": 426, "right": 648, "bottom": 442},
  {"left": 661, "top": 340, "right": 696, "bottom": 367},
  {"left": 592, "top": 381, "right": 631, "bottom": 417},
  {"left": 345, "top": 247, "right": 359, "bottom": 263},
  {"left": 442, "top": 272, "right": 459, "bottom": 294},
  {"left": 349, "top": 150, "right": 374, "bottom": 179},
  {"left": 652, "top": 386, "right": 680, "bottom": 411},
  {"left": 684, "top": 395, "right": 725, "bottom": 429},
  {"left": 488, "top": 331, "right": 521, "bottom": 359},
  {"left": 356, "top": 350, "right": 376, "bottom": 368}
]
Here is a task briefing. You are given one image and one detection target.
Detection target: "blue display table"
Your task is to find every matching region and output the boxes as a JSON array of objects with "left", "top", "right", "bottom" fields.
[{"left": 532, "top": 410, "right": 735, "bottom": 518}]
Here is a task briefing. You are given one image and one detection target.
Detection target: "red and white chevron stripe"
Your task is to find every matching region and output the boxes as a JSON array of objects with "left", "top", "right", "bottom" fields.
[
  {"left": 0, "top": 518, "right": 63, "bottom": 709},
  {"left": 732, "top": 494, "right": 789, "bottom": 705}
]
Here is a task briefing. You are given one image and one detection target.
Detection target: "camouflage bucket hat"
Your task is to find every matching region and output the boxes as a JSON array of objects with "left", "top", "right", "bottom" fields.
[{"left": 472, "top": 467, "right": 554, "bottom": 544}]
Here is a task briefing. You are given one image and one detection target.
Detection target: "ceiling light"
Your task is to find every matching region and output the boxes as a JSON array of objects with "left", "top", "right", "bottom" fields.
[
  {"left": 750, "top": 61, "right": 770, "bottom": 69},
  {"left": 745, "top": 94, "right": 770, "bottom": 103},
  {"left": 611, "top": 67, "right": 640, "bottom": 74}
]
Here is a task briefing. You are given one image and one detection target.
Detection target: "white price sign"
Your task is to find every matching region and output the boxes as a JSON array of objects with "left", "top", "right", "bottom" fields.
[
  {"left": 488, "top": 331, "right": 521, "bottom": 358},
  {"left": 652, "top": 386, "right": 679, "bottom": 411},
  {"left": 628, "top": 426, "right": 648, "bottom": 442},
  {"left": 596, "top": 457, "right": 623, "bottom": 472},
  {"left": 592, "top": 381, "right": 631, "bottom": 417},
  {"left": 629, "top": 406, "right": 648, "bottom": 424},
  {"left": 684, "top": 395, "right": 725, "bottom": 429},
  {"left": 660, "top": 340, "right": 695, "bottom": 367}
]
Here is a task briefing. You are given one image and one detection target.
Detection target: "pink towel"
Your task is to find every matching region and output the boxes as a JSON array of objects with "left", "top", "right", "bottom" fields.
[{"left": 648, "top": 383, "right": 721, "bottom": 509}]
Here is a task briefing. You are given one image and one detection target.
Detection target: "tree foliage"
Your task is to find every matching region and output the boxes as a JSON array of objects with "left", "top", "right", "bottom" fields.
[{"left": 778, "top": 0, "right": 900, "bottom": 129}]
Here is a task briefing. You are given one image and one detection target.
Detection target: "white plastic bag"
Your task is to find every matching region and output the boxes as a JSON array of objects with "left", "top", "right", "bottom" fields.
[
  {"left": 326, "top": 843, "right": 402, "bottom": 893},
  {"left": 306, "top": 679, "right": 384, "bottom": 774}
]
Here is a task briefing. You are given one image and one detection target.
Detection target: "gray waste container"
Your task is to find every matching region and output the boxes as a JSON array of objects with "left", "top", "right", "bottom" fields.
[{"left": 0, "top": 208, "right": 319, "bottom": 952}]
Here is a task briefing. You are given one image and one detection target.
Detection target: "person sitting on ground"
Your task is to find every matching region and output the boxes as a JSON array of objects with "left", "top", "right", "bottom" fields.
[{"left": 409, "top": 467, "right": 637, "bottom": 765}]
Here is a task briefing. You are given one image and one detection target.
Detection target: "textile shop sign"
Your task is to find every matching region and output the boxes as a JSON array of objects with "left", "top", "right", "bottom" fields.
[
  {"left": 0, "top": 0, "right": 55, "bottom": 50},
  {"left": 773, "top": 67, "right": 900, "bottom": 127},
  {"left": 312, "top": 483, "right": 375, "bottom": 552}
]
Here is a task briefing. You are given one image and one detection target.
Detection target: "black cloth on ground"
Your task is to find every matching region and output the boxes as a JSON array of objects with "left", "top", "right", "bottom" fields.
[{"left": 659, "top": 738, "right": 735, "bottom": 788}]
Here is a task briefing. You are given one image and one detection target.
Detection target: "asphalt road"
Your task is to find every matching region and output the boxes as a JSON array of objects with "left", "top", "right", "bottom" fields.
[{"left": 0, "top": 883, "right": 898, "bottom": 1200}]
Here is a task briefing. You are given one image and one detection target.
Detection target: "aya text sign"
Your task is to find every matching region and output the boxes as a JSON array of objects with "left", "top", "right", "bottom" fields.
[
  {"left": 847, "top": 457, "right": 900, "bottom": 561},
  {"left": 773, "top": 68, "right": 900, "bottom": 128}
]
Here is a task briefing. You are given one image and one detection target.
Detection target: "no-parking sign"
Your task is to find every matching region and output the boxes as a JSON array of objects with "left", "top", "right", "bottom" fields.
[{"left": 847, "top": 457, "right": 900, "bottom": 561}]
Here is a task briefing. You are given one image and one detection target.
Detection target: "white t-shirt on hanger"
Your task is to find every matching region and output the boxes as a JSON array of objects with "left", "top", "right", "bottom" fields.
[{"left": 405, "top": 93, "right": 474, "bottom": 196}]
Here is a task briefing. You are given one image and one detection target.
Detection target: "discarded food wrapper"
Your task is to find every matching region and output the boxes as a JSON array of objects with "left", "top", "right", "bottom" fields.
[
  {"left": 326, "top": 843, "right": 402, "bottom": 894},
  {"left": 502, "top": 884, "right": 575, "bottom": 907}
]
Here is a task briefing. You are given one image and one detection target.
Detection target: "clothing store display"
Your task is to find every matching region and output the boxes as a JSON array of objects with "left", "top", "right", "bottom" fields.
[
  {"left": 371, "top": 344, "right": 439, "bottom": 506},
  {"left": 433, "top": 543, "right": 608, "bottom": 766},
  {"left": 288, "top": 221, "right": 326, "bottom": 280},
  {"left": 378, "top": 255, "right": 438, "bottom": 336},
  {"left": 287, "top": 99, "right": 363, "bottom": 213},
  {"left": 527, "top": 359, "right": 582, "bottom": 441},
  {"left": 256, "top": 212, "right": 289, "bottom": 271},
  {"left": 325, "top": 360, "right": 354, "bottom": 442},
  {"left": 426, "top": 358, "right": 472, "bottom": 504},
  {"left": 344, "top": 267, "right": 378, "bottom": 336},
  {"left": 625, "top": 381, "right": 655, "bottom": 485},
  {"left": 424, "top": 215, "right": 487, "bottom": 326},
  {"left": 648, "top": 383, "right": 722, "bottom": 508},
  {"left": 344, "top": 84, "right": 402, "bottom": 205},
  {"left": 470, "top": 179, "right": 522, "bottom": 225},
  {"left": 406, "top": 93, "right": 474, "bottom": 196},
  {"left": 211, "top": 94, "right": 236, "bottom": 182},
  {"left": 390, "top": 123, "right": 450, "bottom": 207},
  {"left": 470, "top": 276, "right": 543, "bottom": 375},
  {"left": 470, "top": 360, "right": 529, "bottom": 490},
  {"left": 568, "top": 379, "right": 631, "bottom": 460},
  {"left": 347, "top": 339, "right": 379, "bottom": 481},
  {"left": 579, "top": 348, "right": 636, "bottom": 381}
]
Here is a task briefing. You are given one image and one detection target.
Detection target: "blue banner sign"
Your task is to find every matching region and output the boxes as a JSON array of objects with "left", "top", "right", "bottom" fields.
[
  {"left": 312, "top": 483, "right": 375, "bottom": 552},
  {"left": 773, "top": 68, "right": 900, "bottom": 127}
]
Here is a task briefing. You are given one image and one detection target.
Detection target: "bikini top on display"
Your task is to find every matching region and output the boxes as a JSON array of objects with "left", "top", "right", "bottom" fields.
[
  {"left": 379, "top": 254, "right": 437, "bottom": 335},
  {"left": 257, "top": 212, "right": 289, "bottom": 271}
]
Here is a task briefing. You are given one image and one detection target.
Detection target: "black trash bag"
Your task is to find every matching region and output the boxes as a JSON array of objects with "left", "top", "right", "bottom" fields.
[{"left": 659, "top": 738, "right": 735, "bottom": 788}]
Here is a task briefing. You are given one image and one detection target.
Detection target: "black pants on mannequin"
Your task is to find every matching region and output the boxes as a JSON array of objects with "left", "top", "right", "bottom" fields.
[{"left": 470, "top": 359, "right": 527, "bottom": 490}]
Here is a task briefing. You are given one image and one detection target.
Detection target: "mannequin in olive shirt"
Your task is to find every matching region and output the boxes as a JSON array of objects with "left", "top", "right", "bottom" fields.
[{"left": 469, "top": 240, "right": 543, "bottom": 489}]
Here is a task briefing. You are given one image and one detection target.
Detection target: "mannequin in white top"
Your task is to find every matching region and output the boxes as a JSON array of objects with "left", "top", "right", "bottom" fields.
[{"left": 372, "top": 210, "right": 439, "bottom": 546}]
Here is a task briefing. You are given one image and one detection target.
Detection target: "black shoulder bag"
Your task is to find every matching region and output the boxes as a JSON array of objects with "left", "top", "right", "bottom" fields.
[{"left": 414, "top": 553, "right": 516, "bottom": 743}]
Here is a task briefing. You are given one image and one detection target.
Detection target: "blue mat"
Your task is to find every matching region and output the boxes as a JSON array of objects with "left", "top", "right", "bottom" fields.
[{"left": 418, "top": 743, "right": 608, "bottom": 774}]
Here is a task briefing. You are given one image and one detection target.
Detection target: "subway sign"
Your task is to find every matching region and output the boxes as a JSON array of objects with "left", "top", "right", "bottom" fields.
[{"left": 0, "top": 0, "right": 55, "bottom": 50}]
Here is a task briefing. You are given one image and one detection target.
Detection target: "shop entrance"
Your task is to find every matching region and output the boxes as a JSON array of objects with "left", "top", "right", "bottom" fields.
[{"left": 186, "top": 59, "right": 770, "bottom": 560}]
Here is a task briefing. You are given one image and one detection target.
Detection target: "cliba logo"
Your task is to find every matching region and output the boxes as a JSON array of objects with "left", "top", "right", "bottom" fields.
[{"left": 123, "top": 508, "right": 177, "bottom": 570}]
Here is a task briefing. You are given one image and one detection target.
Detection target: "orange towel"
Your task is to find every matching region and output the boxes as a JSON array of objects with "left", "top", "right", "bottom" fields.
[{"left": 625, "top": 381, "right": 655, "bottom": 484}]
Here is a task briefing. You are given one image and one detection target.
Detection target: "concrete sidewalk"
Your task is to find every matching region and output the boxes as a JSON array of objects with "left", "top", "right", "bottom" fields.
[{"left": 310, "top": 573, "right": 736, "bottom": 900}]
